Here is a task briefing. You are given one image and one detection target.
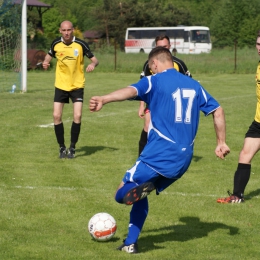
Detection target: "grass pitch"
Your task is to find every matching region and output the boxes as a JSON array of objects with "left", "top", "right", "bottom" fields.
[{"left": 0, "top": 71, "right": 260, "bottom": 259}]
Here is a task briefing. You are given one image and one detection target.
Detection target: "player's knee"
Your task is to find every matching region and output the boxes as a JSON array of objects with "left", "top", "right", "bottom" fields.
[
  {"left": 53, "top": 113, "right": 61, "bottom": 123},
  {"left": 73, "top": 114, "right": 82, "bottom": 123},
  {"left": 115, "top": 189, "right": 124, "bottom": 204},
  {"left": 239, "top": 149, "right": 253, "bottom": 164}
]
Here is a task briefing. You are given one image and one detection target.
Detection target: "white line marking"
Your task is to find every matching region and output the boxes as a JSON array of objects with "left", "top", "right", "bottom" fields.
[
  {"left": 36, "top": 109, "right": 137, "bottom": 127},
  {"left": 37, "top": 123, "right": 54, "bottom": 128},
  {"left": 1, "top": 184, "right": 259, "bottom": 199},
  {"left": 0, "top": 184, "right": 91, "bottom": 191},
  {"left": 37, "top": 119, "right": 72, "bottom": 128}
]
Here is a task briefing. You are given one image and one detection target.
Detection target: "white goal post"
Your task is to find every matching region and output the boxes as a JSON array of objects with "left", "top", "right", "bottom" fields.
[{"left": 21, "top": 0, "right": 27, "bottom": 92}]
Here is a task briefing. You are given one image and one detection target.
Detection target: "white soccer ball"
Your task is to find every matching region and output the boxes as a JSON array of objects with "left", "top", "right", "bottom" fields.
[{"left": 88, "top": 212, "right": 117, "bottom": 241}]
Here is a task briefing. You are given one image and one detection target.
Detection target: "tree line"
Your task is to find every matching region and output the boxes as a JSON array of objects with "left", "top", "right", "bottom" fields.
[{"left": 24, "top": 0, "right": 260, "bottom": 50}]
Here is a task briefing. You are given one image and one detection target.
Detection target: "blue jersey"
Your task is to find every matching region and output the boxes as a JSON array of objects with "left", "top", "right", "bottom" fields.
[{"left": 130, "top": 68, "right": 220, "bottom": 178}]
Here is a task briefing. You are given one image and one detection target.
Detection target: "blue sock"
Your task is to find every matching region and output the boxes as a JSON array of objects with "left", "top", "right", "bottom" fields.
[
  {"left": 125, "top": 197, "right": 148, "bottom": 245},
  {"left": 115, "top": 182, "right": 137, "bottom": 203}
]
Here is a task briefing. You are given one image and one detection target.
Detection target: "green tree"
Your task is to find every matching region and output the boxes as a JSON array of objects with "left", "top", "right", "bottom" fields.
[
  {"left": 210, "top": 0, "right": 260, "bottom": 48},
  {"left": 156, "top": 0, "right": 220, "bottom": 26},
  {"left": 91, "top": 0, "right": 140, "bottom": 48},
  {"left": 91, "top": 0, "right": 192, "bottom": 49},
  {"left": 239, "top": 15, "right": 260, "bottom": 47},
  {"left": 42, "top": 8, "right": 77, "bottom": 38},
  {"left": 70, "top": 0, "right": 103, "bottom": 31},
  {"left": 160, "top": 2, "right": 191, "bottom": 26},
  {"left": 36, "top": 0, "right": 260, "bottom": 50}
]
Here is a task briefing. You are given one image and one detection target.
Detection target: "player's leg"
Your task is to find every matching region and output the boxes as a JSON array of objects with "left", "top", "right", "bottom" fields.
[
  {"left": 234, "top": 137, "right": 260, "bottom": 195},
  {"left": 115, "top": 161, "right": 157, "bottom": 205},
  {"left": 115, "top": 181, "right": 136, "bottom": 203},
  {"left": 217, "top": 136, "right": 260, "bottom": 203},
  {"left": 117, "top": 178, "right": 177, "bottom": 253},
  {"left": 53, "top": 88, "right": 69, "bottom": 158},
  {"left": 68, "top": 89, "right": 83, "bottom": 158},
  {"left": 53, "top": 101, "right": 66, "bottom": 158},
  {"left": 138, "top": 109, "right": 150, "bottom": 156},
  {"left": 115, "top": 161, "right": 157, "bottom": 254},
  {"left": 117, "top": 198, "right": 148, "bottom": 254}
]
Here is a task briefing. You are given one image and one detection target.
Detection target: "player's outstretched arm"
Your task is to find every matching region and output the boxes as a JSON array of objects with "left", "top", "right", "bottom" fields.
[
  {"left": 212, "top": 106, "right": 230, "bottom": 159},
  {"left": 89, "top": 86, "right": 137, "bottom": 112}
]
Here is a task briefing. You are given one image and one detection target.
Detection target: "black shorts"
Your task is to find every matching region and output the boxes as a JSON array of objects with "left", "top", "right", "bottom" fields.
[
  {"left": 54, "top": 88, "right": 84, "bottom": 103},
  {"left": 144, "top": 104, "right": 150, "bottom": 114},
  {"left": 245, "top": 120, "right": 260, "bottom": 138}
]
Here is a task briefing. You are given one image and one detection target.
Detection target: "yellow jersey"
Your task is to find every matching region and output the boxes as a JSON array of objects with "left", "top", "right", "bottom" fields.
[
  {"left": 255, "top": 61, "right": 260, "bottom": 122},
  {"left": 48, "top": 36, "right": 94, "bottom": 91}
]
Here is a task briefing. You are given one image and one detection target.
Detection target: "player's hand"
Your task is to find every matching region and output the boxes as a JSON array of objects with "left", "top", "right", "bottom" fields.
[
  {"left": 42, "top": 62, "right": 50, "bottom": 70},
  {"left": 89, "top": 96, "right": 103, "bottom": 112},
  {"left": 86, "top": 64, "right": 95, "bottom": 72},
  {"left": 138, "top": 101, "right": 145, "bottom": 118},
  {"left": 138, "top": 107, "right": 145, "bottom": 118},
  {"left": 215, "top": 143, "right": 230, "bottom": 159}
]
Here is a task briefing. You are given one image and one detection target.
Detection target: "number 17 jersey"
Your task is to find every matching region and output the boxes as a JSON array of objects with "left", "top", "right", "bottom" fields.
[{"left": 130, "top": 68, "right": 220, "bottom": 178}]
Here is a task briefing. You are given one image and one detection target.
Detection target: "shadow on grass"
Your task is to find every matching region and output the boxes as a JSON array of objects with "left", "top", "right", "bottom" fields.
[
  {"left": 245, "top": 188, "right": 260, "bottom": 201},
  {"left": 139, "top": 216, "right": 239, "bottom": 252},
  {"left": 76, "top": 145, "right": 118, "bottom": 157},
  {"left": 192, "top": 155, "right": 203, "bottom": 162}
]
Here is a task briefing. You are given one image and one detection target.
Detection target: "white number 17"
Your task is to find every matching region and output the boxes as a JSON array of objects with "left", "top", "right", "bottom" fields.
[{"left": 172, "top": 88, "right": 196, "bottom": 123}]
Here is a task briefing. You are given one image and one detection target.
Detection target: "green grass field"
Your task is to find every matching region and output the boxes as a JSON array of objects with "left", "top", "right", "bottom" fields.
[
  {"left": 1, "top": 71, "right": 260, "bottom": 260},
  {"left": 1, "top": 47, "right": 259, "bottom": 93}
]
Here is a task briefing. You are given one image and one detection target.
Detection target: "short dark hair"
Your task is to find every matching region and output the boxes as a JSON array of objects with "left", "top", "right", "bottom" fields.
[
  {"left": 148, "top": 46, "right": 172, "bottom": 63},
  {"left": 155, "top": 35, "right": 170, "bottom": 44}
]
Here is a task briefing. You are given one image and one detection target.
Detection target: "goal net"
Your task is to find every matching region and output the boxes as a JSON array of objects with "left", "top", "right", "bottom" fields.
[{"left": 0, "top": 0, "right": 22, "bottom": 93}]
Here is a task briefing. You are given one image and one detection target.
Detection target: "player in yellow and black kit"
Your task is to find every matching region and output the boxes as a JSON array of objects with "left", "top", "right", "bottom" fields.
[
  {"left": 217, "top": 31, "right": 260, "bottom": 203},
  {"left": 43, "top": 20, "right": 99, "bottom": 159},
  {"left": 138, "top": 35, "right": 192, "bottom": 155}
]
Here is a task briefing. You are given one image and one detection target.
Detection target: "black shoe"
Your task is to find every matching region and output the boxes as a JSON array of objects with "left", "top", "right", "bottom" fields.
[
  {"left": 123, "top": 182, "right": 155, "bottom": 205},
  {"left": 59, "top": 147, "right": 66, "bottom": 159},
  {"left": 117, "top": 241, "right": 138, "bottom": 254},
  {"left": 67, "top": 147, "right": 75, "bottom": 159}
]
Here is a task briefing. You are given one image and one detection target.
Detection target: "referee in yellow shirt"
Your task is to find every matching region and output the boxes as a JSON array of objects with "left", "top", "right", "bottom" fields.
[{"left": 43, "top": 20, "right": 99, "bottom": 159}]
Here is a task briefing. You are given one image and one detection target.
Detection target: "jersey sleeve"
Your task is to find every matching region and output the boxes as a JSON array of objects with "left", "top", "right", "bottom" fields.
[
  {"left": 76, "top": 38, "right": 94, "bottom": 59},
  {"left": 48, "top": 37, "right": 61, "bottom": 58},
  {"left": 130, "top": 76, "right": 154, "bottom": 103},
  {"left": 83, "top": 43, "right": 94, "bottom": 59},
  {"left": 198, "top": 85, "right": 220, "bottom": 116}
]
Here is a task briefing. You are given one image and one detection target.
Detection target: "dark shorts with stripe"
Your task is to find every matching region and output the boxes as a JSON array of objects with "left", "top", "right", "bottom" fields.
[
  {"left": 144, "top": 104, "right": 150, "bottom": 114},
  {"left": 54, "top": 87, "right": 84, "bottom": 103},
  {"left": 245, "top": 120, "right": 260, "bottom": 138}
]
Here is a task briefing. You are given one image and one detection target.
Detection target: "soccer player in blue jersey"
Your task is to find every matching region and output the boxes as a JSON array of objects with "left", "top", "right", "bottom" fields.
[
  {"left": 138, "top": 35, "right": 192, "bottom": 156},
  {"left": 89, "top": 47, "right": 230, "bottom": 254}
]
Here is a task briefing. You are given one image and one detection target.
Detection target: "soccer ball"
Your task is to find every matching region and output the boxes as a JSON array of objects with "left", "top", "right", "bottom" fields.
[{"left": 88, "top": 212, "right": 117, "bottom": 241}]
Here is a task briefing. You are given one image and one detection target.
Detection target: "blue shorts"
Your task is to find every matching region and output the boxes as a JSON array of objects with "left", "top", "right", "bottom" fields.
[{"left": 122, "top": 160, "right": 182, "bottom": 193}]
